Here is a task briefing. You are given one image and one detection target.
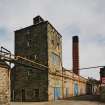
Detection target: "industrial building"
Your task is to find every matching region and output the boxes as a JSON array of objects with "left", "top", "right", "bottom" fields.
[
  {"left": 100, "top": 67, "right": 105, "bottom": 101},
  {"left": 10, "top": 16, "right": 92, "bottom": 101}
]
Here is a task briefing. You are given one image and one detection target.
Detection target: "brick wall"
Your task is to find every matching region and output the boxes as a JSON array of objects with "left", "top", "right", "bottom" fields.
[{"left": 72, "top": 36, "right": 79, "bottom": 75}]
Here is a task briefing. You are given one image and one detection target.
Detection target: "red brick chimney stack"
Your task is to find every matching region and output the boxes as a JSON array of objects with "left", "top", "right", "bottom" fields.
[{"left": 72, "top": 36, "right": 79, "bottom": 75}]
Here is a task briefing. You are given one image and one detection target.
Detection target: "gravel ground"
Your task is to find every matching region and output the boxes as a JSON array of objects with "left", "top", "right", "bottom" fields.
[
  {"left": 11, "top": 95, "right": 105, "bottom": 105},
  {"left": 11, "top": 100, "right": 105, "bottom": 105}
]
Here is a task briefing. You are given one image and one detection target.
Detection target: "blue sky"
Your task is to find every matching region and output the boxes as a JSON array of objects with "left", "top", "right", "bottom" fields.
[{"left": 0, "top": 0, "right": 105, "bottom": 79}]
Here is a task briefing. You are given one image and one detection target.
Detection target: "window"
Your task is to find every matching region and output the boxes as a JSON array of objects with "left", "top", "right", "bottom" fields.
[
  {"left": 22, "top": 89, "right": 25, "bottom": 101},
  {"left": 27, "top": 41, "right": 30, "bottom": 47},
  {"left": 27, "top": 40, "right": 32, "bottom": 48},
  {"left": 34, "top": 89, "right": 39, "bottom": 97},
  {"left": 27, "top": 71, "right": 30, "bottom": 76},
  {"left": 26, "top": 30, "right": 31, "bottom": 40},
  {"left": 57, "top": 42, "right": 60, "bottom": 49},
  {"left": 51, "top": 52, "right": 60, "bottom": 65},
  {"left": 51, "top": 40, "right": 54, "bottom": 45},
  {"left": 26, "top": 30, "right": 30, "bottom": 35},
  {"left": 34, "top": 55, "right": 37, "bottom": 60}
]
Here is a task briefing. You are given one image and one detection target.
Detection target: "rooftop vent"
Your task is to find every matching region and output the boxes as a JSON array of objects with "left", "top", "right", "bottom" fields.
[{"left": 33, "top": 16, "right": 44, "bottom": 25}]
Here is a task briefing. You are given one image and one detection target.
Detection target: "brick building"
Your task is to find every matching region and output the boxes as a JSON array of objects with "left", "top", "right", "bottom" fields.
[{"left": 11, "top": 16, "right": 88, "bottom": 102}]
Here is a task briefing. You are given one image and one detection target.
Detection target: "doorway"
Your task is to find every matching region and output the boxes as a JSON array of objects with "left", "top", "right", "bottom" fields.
[{"left": 22, "top": 89, "right": 25, "bottom": 101}]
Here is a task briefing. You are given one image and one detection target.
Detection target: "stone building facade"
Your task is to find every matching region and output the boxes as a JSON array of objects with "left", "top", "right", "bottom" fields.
[
  {"left": 11, "top": 16, "right": 48, "bottom": 101},
  {"left": 0, "top": 60, "right": 10, "bottom": 105},
  {"left": 11, "top": 16, "right": 88, "bottom": 102},
  {"left": 62, "top": 68, "right": 87, "bottom": 98},
  {"left": 47, "top": 21, "right": 62, "bottom": 100}
]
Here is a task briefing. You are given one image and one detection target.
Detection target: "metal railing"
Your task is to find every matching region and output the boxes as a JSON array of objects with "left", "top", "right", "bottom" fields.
[{"left": 0, "top": 46, "right": 104, "bottom": 73}]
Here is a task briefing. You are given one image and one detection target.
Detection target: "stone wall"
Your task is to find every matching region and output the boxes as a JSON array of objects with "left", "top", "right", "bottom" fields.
[
  {"left": 0, "top": 61, "right": 10, "bottom": 105},
  {"left": 100, "top": 86, "right": 105, "bottom": 102},
  {"left": 11, "top": 66, "right": 48, "bottom": 102},
  {"left": 47, "top": 23, "right": 62, "bottom": 72},
  {"left": 47, "top": 23, "right": 63, "bottom": 100},
  {"left": 11, "top": 20, "right": 49, "bottom": 102},
  {"left": 15, "top": 22, "right": 48, "bottom": 66}
]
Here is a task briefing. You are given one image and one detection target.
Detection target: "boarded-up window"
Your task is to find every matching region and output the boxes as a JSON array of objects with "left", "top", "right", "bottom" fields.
[{"left": 34, "top": 89, "right": 39, "bottom": 97}]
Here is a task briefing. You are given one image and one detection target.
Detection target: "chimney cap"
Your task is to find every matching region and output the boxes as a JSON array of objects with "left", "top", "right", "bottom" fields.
[
  {"left": 73, "top": 36, "right": 79, "bottom": 42},
  {"left": 33, "top": 15, "right": 44, "bottom": 25}
]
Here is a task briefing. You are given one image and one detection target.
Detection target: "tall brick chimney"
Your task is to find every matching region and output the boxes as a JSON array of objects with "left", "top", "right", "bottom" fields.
[{"left": 72, "top": 36, "right": 79, "bottom": 75}]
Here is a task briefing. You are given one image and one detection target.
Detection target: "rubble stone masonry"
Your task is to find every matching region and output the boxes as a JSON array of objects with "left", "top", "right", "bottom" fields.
[{"left": 0, "top": 61, "right": 10, "bottom": 105}]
